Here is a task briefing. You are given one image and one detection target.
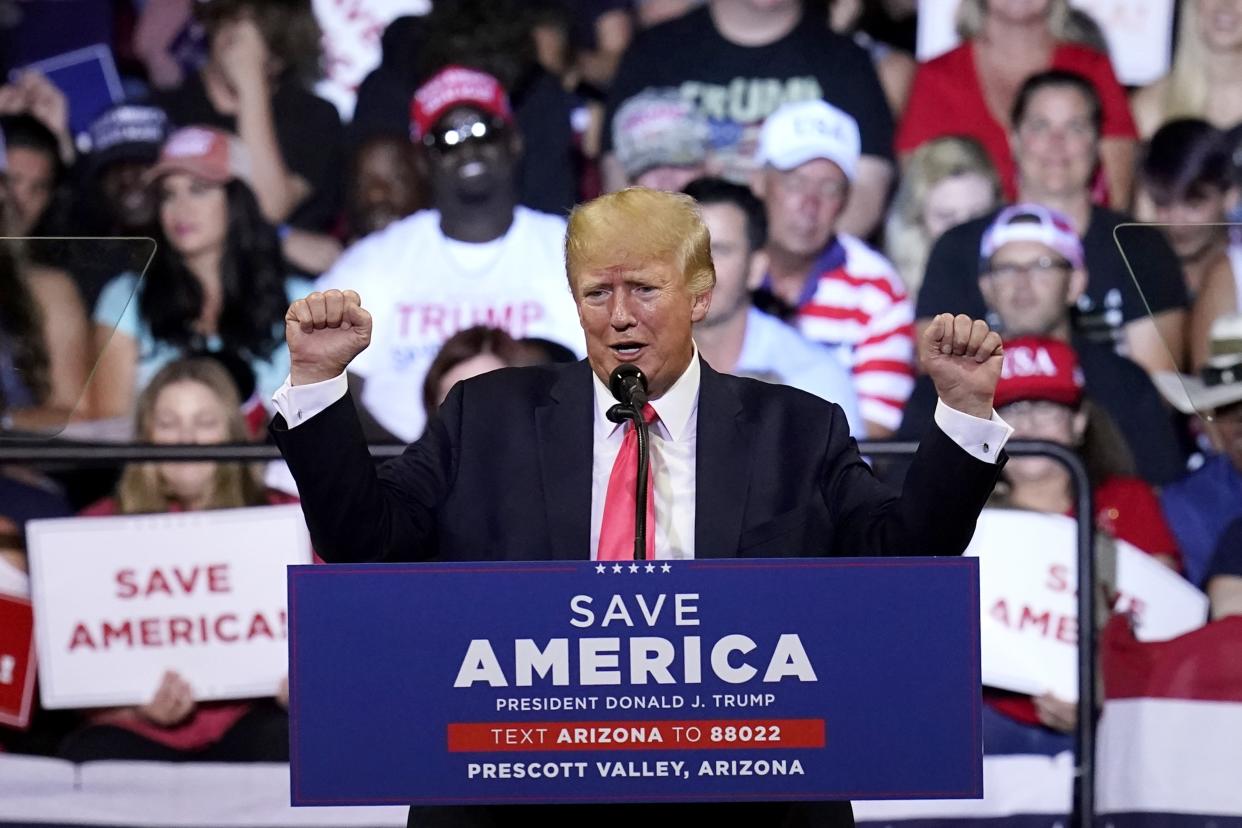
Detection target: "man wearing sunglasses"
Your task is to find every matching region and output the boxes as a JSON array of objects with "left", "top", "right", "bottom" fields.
[{"left": 314, "top": 66, "right": 585, "bottom": 442}]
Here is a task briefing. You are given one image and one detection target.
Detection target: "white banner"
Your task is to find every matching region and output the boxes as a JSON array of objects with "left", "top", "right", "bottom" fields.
[
  {"left": 916, "top": 0, "right": 1173, "bottom": 86},
  {"left": 313, "top": 0, "right": 430, "bottom": 121},
  {"left": 967, "top": 509, "right": 1208, "bottom": 700},
  {"left": 27, "top": 504, "right": 311, "bottom": 709}
]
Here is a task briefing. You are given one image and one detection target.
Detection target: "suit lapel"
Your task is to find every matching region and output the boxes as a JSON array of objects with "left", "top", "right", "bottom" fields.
[
  {"left": 535, "top": 361, "right": 594, "bottom": 560},
  {"left": 694, "top": 360, "right": 752, "bottom": 558}
]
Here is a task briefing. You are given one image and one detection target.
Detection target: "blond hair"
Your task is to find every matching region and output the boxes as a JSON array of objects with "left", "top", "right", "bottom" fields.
[
  {"left": 885, "top": 136, "right": 1000, "bottom": 295},
  {"left": 565, "top": 188, "right": 715, "bottom": 297},
  {"left": 1159, "top": 2, "right": 1212, "bottom": 124},
  {"left": 956, "top": 0, "right": 1074, "bottom": 40},
  {"left": 117, "top": 358, "right": 265, "bottom": 514}
]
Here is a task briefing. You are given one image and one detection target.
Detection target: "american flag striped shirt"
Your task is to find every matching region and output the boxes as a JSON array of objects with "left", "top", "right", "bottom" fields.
[{"left": 779, "top": 235, "right": 915, "bottom": 432}]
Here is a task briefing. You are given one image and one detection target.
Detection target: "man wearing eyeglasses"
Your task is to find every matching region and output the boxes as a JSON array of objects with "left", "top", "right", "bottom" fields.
[
  {"left": 314, "top": 66, "right": 585, "bottom": 442},
  {"left": 891, "top": 204, "right": 1187, "bottom": 488},
  {"left": 749, "top": 99, "right": 915, "bottom": 439}
]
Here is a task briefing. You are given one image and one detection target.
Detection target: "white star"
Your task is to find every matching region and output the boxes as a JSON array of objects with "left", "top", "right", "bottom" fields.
[
  {"left": 629, "top": 563, "right": 640, "bottom": 573},
  {"left": 661, "top": 563, "right": 672, "bottom": 573},
  {"left": 645, "top": 563, "right": 656, "bottom": 573},
  {"left": 612, "top": 564, "right": 623, "bottom": 573},
  {"left": 595, "top": 564, "right": 606, "bottom": 574}
]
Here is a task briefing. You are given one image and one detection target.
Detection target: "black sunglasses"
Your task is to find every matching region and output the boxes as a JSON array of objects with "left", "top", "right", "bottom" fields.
[{"left": 422, "top": 115, "right": 509, "bottom": 153}]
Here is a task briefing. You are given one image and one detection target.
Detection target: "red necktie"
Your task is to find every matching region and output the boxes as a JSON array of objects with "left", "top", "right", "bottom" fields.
[{"left": 597, "top": 404, "right": 658, "bottom": 561}]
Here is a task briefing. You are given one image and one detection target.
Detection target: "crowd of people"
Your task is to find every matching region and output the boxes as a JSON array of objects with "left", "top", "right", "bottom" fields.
[{"left": 1, "top": 0, "right": 1241, "bottom": 782}]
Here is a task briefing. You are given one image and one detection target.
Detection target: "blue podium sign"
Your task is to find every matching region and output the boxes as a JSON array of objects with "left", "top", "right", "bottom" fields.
[{"left": 288, "top": 557, "right": 981, "bottom": 806}]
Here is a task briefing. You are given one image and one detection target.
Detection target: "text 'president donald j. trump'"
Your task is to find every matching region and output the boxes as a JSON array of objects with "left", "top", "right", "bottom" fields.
[{"left": 271, "top": 187, "right": 1011, "bottom": 828}]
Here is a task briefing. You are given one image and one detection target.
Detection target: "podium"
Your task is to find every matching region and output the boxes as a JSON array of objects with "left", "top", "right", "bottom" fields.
[{"left": 287, "top": 557, "right": 982, "bottom": 806}]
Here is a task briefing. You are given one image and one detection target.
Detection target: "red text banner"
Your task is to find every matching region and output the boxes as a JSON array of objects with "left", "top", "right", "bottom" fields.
[
  {"left": 0, "top": 595, "right": 35, "bottom": 728},
  {"left": 447, "top": 718, "right": 826, "bottom": 752}
]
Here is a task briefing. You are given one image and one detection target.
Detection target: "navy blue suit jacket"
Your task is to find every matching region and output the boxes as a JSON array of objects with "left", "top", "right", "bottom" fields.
[
  {"left": 273, "top": 358, "right": 1003, "bottom": 565},
  {"left": 271, "top": 358, "right": 1004, "bottom": 828}
]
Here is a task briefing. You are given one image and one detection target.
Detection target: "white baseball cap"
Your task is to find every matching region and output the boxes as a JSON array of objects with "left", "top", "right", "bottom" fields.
[
  {"left": 980, "top": 204, "right": 1085, "bottom": 270},
  {"left": 754, "top": 99, "right": 861, "bottom": 182}
]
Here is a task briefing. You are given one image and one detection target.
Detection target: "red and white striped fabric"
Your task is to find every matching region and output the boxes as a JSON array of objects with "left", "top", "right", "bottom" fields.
[
  {"left": 792, "top": 235, "right": 915, "bottom": 432},
  {"left": 1098, "top": 614, "right": 1242, "bottom": 824}
]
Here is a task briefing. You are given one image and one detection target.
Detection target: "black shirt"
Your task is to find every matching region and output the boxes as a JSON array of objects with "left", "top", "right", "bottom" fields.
[
  {"left": 917, "top": 205, "right": 1189, "bottom": 350},
  {"left": 151, "top": 72, "right": 345, "bottom": 232},
  {"left": 603, "top": 6, "right": 894, "bottom": 178}
]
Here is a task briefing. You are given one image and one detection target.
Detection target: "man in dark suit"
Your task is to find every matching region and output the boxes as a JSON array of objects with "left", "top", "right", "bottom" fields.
[{"left": 272, "top": 188, "right": 1011, "bottom": 827}]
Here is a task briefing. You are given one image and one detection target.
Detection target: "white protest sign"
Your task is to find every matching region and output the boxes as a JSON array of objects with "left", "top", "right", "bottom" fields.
[
  {"left": 313, "top": 0, "right": 429, "bottom": 121},
  {"left": 27, "top": 504, "right": 311, "bottom": 709},
  {"left": 966, "top": 509, "right": 1208, "bottom": 701},
  {"left": 916, "top": 0, "right": 1173, "bottom": 86},
  {"left": 1071, "top": 0, "right": 1174, "bottom": 85},
  {"left": 916, "top": 0, "right": 962, "bottom": 63}
]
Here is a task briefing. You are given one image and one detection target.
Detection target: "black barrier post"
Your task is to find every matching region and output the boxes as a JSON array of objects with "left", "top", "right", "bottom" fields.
[
  {"left": 0, "top": 437, "right": 1096, "bottom": 827},
  {"left": 862, "top": 439, "right": 1096, "bottom": 828}
]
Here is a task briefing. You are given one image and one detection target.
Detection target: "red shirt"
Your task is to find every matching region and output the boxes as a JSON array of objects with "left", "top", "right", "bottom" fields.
[
  {"left": 987, "top": 476, "right": 1182, "bottom": 727},
  {"left": 78, "top": 490, "right": 300, "bottom": 752},
  {"left": 1091, "top": 476, "right": 1180, "bottom": 566},
  {"left": 896, "top": 42, "right": 1137, "bottom": 200}
]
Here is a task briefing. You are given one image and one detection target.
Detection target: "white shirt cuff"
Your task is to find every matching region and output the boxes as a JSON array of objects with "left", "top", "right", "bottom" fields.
[
  {"left": 933, "top": 399, "right": 1013, "bottom": 465},
  {"left": 271, "top": 372, "right": 348, "bottom": 428}
]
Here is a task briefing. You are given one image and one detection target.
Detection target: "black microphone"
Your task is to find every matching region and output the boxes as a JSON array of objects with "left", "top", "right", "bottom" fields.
[
  {"left": 605, "top": 363, "right": 652, "bottom": 561},
  {"left": 608, "top": 364, "right": 649, "bottom": 409}
]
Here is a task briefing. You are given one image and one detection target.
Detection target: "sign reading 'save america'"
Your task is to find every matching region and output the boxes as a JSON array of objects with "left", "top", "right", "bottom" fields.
[
  {"left": 27, "top": 505, "right": 311, "bottom": 708},
  {"left": 289, "top": 558, "right": 983, "bottom": 806},
  {"left": 967, "top": 509, "right": 1208, "bottom": 700}
]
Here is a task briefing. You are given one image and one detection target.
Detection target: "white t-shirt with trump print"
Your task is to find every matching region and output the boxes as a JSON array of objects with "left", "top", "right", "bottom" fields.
[{"left": 316, "top": 207, "right": 585, "bottom": 441}]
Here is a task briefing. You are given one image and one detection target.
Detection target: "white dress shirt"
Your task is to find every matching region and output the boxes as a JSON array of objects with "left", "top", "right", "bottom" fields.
[
  {"left": 590, "top": 352, "right": 700, "bottom": 560},
  {"left": 272, "top": 355, "right": 1014, "bottom": 560}
]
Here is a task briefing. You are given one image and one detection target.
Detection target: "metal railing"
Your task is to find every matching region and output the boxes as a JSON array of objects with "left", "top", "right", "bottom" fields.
[
  {"left": 862, "top": 439, "right": 1095, "bottom": 828},
  {"left": 0, "top": 436, "right": 1096, "bottom": 827}
]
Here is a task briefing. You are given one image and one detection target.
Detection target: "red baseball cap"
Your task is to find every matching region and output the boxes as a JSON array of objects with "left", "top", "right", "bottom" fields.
[
  {"left": 144, "top": 126, "right": 251, "bottom": 186},
  {"left": 409, "top": 65, "right": 514, "bottom": 141},
  {"left": 994, "top": 335, "right": 1085, "bottom": 409}
]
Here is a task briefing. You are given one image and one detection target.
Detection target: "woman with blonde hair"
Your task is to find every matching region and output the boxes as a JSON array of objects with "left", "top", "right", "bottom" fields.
[
  {"left": 885, "top": 136, "right": 1001, "bottom": 297},
  {"left": 1132, "top": 0, "right": 1242, "bottom": 137},
  {"left": 107, "top": 357, "right": 269, "bottom": 514},
  {"left": 59, "top": 357, "right": 294, "bottom": 762},
  {"left": 897, "top": 0, "right": 1137, "bottom": 207}
]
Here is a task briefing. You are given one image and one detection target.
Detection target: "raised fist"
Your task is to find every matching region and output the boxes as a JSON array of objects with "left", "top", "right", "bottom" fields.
[
  {"left": 285, "top": 289, "right": 373, "bottom": 385},
  {"left": 921, "top": 312, "right": 1004, "bottom": 420}
]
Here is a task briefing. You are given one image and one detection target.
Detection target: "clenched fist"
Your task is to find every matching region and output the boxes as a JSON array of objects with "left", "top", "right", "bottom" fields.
[
  {"left": 922, "top": 313, "right": 1004, "bottom": 420},
  {"left": 285, "top": 290, "right": 372, "bottom": 385}
]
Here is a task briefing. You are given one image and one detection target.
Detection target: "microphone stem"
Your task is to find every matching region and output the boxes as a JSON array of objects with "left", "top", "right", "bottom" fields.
[{"left": 633, "top": 405, "right": 649, "bottom": 562}]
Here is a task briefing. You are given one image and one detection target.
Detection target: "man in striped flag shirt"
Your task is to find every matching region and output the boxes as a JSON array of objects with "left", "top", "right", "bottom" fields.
[{"left": 751, "top": 99, "right": 915, "bottom": 437}]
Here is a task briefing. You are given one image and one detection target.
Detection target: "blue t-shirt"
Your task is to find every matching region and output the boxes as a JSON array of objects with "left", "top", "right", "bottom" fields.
[
  {"left": 1160, "top": 453, "right": 1242, "bottom": 587},
  {"left": 735, "top": 307, "right": 865, "bottom": 437},
  {"left": 94, "top": 272, "right": 311, "bottom": 405}
]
